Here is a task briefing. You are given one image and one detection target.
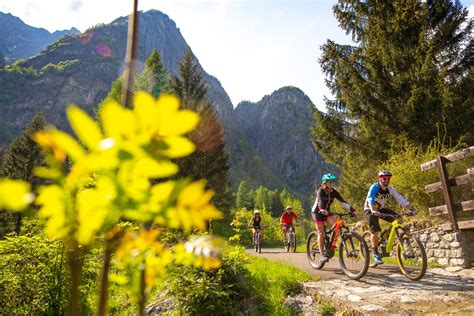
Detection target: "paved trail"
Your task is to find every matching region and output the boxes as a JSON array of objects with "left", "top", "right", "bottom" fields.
[{"left": 248, "top": 248, "right": 474, "bottom": 314}]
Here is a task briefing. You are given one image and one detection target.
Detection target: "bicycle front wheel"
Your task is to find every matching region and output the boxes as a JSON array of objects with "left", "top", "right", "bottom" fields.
[
  {"left": 396, "top": 234, "right": 427, "bottom": 281},
  {"left": 306, "top": 231, "right": 325, "bottom": 269},
  {"left": 338, "top": 232, "right": 369, "bottom": 280},
  {"left": 257, "top": 234, "right": 262, "bottom": 253}
]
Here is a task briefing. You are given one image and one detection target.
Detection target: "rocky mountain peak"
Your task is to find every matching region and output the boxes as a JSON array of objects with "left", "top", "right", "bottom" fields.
[{"left": 234, "top": 86, "right": 330, "bottom": 197}]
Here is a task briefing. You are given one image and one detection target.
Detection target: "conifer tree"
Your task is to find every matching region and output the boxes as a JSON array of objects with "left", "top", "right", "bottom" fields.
[
  {"left": 104, "top": 50, "right": 171, "bottom": 106},
  {"left": 1, "top": 113, "right": 46, "bottom": 235},
  {"left": 171, "top": 49, "right": 233, "bottom": 212},
  {"left": 313, "top": 0, "right": 473, "bottom": 165},
  {"left": 235, "top": 181, "right": 252, "bottom": 210},
  {"left": 135, "top": 49, "right": 171, "bottom": 97},
  {"left": 270, "top": 189, "right": 284, "bottom": 216}
]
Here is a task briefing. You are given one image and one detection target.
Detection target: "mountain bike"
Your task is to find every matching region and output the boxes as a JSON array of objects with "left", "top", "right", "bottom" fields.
[
  {"left": 306, "top": 212, "right": 369, "bottom": 280},
  {"left": 362, "top": 211, "right": 427, "bottom": 281},
  {"left": 249, "top": 226, "right": 263, "bottom": 253},
  {"left": 282, "top": 224, "right": 297, "bottom": 252}
]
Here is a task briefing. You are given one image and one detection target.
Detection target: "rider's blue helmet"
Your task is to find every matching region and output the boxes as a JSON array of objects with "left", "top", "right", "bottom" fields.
[{"left": 322, "top": 173, "right": 337, "bottom": 183}]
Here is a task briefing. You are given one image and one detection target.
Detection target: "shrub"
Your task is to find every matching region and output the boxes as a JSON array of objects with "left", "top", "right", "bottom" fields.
[
  {"left": 164, "top": 246, "right": 253, "bottom": 315},
  {"left": 230, "top": 208, "right": 282, "bottom": 246},
  {"left": 0, "top": 235, "right": 67, "bottom": 315}
]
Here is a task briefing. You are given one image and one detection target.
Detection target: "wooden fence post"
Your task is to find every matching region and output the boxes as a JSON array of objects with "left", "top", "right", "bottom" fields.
[{"left": 436, "top": 156, "right": 458, "bottom": 230}]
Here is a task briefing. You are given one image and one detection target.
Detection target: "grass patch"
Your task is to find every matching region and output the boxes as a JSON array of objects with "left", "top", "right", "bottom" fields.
[
  {"left": 318, "top": 298, "right": 335, "bottom": 315},
  {"left": 246, "top": 255, "right": 314, "bottom": 314}
]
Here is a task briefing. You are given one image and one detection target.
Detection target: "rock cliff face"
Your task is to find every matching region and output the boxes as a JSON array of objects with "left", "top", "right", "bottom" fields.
[
  {"left": 1, "top": 10, "right": 232, "bottom": 130},
  {"left": 0, "top": 12, "right": 79, "bottom": 61},
  {"left": 234, "top": 87, "right": 330, "bottom": 194},
  {"left": 0, "top": 10, "right": 333, "bottom": 199}
]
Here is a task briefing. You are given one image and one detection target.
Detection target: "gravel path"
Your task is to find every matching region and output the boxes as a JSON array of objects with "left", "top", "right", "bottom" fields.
[{"left": 248, "top": 248, "right": 474, "bottom": 314}]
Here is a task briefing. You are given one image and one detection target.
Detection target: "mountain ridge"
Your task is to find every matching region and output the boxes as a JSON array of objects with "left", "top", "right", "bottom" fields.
[
  {"left": 0, "top": 12, "right": 79, "bottom": 62},
  {"left": 0, "top": 10, "right": 333, "bottom": 203}
]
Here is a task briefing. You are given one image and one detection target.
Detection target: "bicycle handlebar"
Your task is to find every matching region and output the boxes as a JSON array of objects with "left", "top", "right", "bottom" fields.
[
  {"left": 379, "top": 211, "right": 414, "bottom": 219},
  {"left": 330, "top": 212, "right": 356, "bottom": 217}
]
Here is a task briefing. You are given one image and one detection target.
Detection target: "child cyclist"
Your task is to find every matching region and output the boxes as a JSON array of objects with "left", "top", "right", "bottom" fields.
[
  {"left": 248, "top": 210, "right": 266, "bottom": 244},
  {"left": 311, "top": 173, "right": 357, "bottom": 262}
]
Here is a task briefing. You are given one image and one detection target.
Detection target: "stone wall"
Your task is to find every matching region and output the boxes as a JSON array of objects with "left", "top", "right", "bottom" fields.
[{"left": 413, "top": 225, "right": 474, "bottom": 267}]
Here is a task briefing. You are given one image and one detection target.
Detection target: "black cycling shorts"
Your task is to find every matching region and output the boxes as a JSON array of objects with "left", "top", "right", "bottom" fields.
[
  {"left": 364, "top": 208, "right": 398, "bottom": 233},
  {"left": 311, "top": 212, "right": 333, "bottom": 224}
]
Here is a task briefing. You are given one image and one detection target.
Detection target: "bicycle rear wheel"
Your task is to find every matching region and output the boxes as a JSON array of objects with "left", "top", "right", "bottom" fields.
[
  {"left": 339, "top": 232, "right": 369, "bottom": 280},
  {"left": 396, "top": 233, "right": 427, "bottom": 281},
  {"left": 306, "top": 231, "right": 325, "bottom": 269},
  {"left": 290, "top": 231, "right": 296, "bottom": 252},
  {"left": 255, "top": 232, "right": 259, "bottom": 252},
  {"left": 284, "top": 234, "right": 290, "bottom": 252}
]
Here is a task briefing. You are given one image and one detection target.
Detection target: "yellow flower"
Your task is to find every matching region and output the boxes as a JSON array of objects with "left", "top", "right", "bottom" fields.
[
  {"left": 34, "top": 131, "right": 66, "bottom": 162},
  {"left": 0, "top": 179, "right": 33, "bottom": 211},
  {"left": 154, "top": 94, "right": 200, "bottom": 137},
  {"left": 67, "top": 106, "right": 104, "bottom": 150},
  {"left": 175, "top": 180, "right": 222, "bottom": 232},
  {"left": 36, "top": 185, "right": 69, "bottom": 239}
]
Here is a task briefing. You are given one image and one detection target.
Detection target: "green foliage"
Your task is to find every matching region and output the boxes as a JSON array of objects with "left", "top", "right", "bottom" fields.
[
  {"left": 1, "top": 113, "right": 45, "bottom": 236},
  {"left": 0, "top": 235, "right": 67, "bottom": 315},
  {"left": 41, "top": 60, "right": 81, "bottom": 74},
  {"left": 164, "top": 246, "right": 253, "bottom": 315},
  {"left": 135, "top": 49, "right": 171, "bottom": 97},
  {"left": 230, "top": 208, "right": 282, "bottom": 246},
  {"left": 164, "top": 246, "right": 313, "bottom": 315},
  {"left": 235, "top": 181, "right": 253, "bottom": 210},
  {"left": 313, "top": 0, "right": 473, "bottom": 166},
  {"left": 246, "top": 255, "right": 313, "bottom": 314},
  {"left": 340, "top": 135, "right": 470, "bottom": 222},
  {"left": 0, "top": 92, "right": 224, "bottom": 315},
  {"left": 254, "top": 185, "right": 273, "bottom": 211},
  {"left": 318, "top": 299, "right": 335, "bottom": 316},
  {"left": 104, "top": 77, "right": 123, "bottom": 104}
]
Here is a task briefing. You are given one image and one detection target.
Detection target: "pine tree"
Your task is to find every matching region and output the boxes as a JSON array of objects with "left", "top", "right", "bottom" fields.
[
  {"left": 135, "top": 49, "right": 171, "bottom": 97},
  {"left": 270, "top": 189, "right": 284, "bottom": 216},
  {"left": 1, "top": 113, "right": 46, "bottom": 235},
  {"left": 105, "top": 77, "right": 124, "bottom": 103},
  {"left": 235, "top": 181, "right": 252, "bottom": 210},
  {"left": 103, "top": 50, "right": 171, "bottom": 107},
  {"left": 313, "top": 0, "right": 473, "bottom": 165},
  {"left": 171, "top": 49, "right": 233, "bottom": 212}
]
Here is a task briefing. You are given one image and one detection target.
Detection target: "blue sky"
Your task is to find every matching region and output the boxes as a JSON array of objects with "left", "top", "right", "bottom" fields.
[{"left": 0, "top": 0, "right": 472, "bottom": 109}]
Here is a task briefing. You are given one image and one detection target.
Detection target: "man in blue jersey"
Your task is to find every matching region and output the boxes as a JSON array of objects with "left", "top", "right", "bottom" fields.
[{"left": 364, "top": 170, "right": 416, "bottom": 265}]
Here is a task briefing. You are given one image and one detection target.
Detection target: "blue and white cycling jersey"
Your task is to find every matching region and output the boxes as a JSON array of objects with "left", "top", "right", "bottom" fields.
[{"left": 364, "top": 182, "right": 409, "bottom": 211}]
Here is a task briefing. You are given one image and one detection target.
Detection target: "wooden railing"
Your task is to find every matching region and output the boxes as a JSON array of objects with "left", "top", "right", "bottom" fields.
[{"left": 421, "top": 146, "right": 474, "bottom": 231}]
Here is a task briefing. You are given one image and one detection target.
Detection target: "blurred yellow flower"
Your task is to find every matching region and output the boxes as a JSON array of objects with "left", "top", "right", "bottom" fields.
[
  {"left": 175, "top": 180, "right": 222, "bottom": 232},
  {"left": 0, "top": 179, "right": 33, "bottom": 210},
  {"left": 34, "top": 131, "right": 66, "bottom": 162}
]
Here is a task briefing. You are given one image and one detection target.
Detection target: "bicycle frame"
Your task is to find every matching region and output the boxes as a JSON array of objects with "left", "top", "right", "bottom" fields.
[
  {"left": 327, "top": 215, "right": 350, "bottom": 253},
  {"left": 382, "top": 217, "right": 407, "bottom": 255}
]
